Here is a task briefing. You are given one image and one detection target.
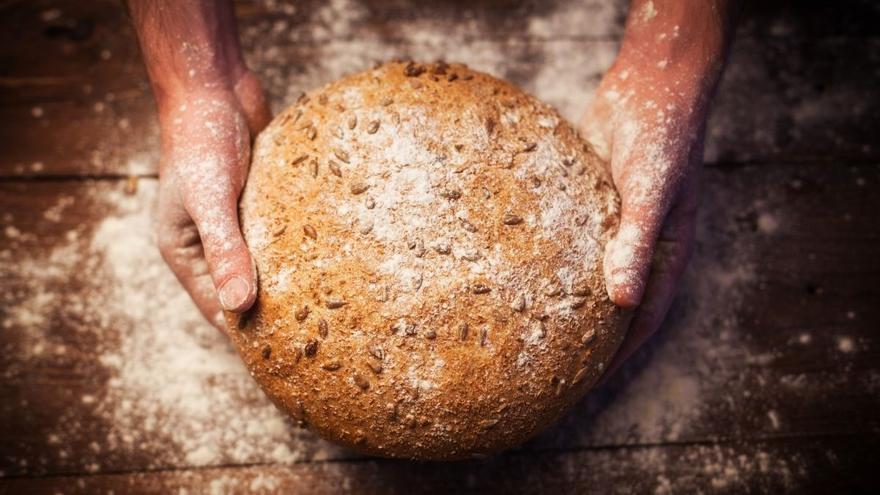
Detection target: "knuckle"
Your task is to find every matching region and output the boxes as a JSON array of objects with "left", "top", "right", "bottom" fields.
[
  {"left": 154, "top": 223, "right": 204, "bottom": 269},
  {"left": 154, "top": 225, "right": 176, "bottom": 255}
]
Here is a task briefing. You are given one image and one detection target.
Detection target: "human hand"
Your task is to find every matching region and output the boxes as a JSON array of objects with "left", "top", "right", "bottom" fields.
[
  {"left": 580, "top": 50, "right": 725, "bottom": 376},
  {"left": 578, "top": 0, "right": 739, "bottom": 376},
  {"left": 128, "top": 0, "right": 273, "bottom": 329},
  {"left": 581, "top": 73, "right": 704, "bottom": 375},
  {"left": 154, "top": 71, "right": 271, "bottom": 330}
]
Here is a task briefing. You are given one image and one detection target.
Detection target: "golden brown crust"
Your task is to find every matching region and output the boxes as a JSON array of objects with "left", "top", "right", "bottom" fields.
[{"left": 226, "top": 61, "right": 623, "bottom": 460}]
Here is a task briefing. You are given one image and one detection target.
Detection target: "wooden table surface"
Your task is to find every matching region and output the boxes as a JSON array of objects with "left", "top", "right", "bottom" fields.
[{"left": 1, "top": 1, "right": 878, "bottom": 493}]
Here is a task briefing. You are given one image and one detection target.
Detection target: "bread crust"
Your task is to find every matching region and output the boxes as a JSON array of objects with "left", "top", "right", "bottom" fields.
[{"left": 227, "top": 61, "right": 623, "bottom": 460}]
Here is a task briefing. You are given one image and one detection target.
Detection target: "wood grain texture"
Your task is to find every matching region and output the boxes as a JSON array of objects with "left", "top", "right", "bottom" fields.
[
  {"left": 1, "top": 0, "right": 878, "bottom": 492},
  {"left": 1, "top": 436, "right": 877, "bottom": 495},
  {"left": 1, "top": 164, "right": 877, "bottom": 491}
]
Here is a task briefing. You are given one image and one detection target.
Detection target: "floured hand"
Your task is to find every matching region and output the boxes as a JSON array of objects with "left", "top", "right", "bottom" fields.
[
  {"left": 580, "top": 0, "right": 740, "bottom": 376},
  {"left": 154, "top": 72, "right": 271, "bottom": 330},
  {"left": 128, "top": 0, "right": 273, "bottom": 330}
]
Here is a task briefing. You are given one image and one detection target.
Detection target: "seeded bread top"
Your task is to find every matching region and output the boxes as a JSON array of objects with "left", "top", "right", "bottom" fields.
[{"left": 228, "top": 61, "right": 624, "bottom": 460}]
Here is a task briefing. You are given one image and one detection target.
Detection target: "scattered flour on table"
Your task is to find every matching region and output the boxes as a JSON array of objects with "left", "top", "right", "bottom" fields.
[
  {"left": 91, "top": 201, "right": 302, "bottom": 467},
  {"left": 1, "top": 183, "right": 345, "bottom": 473},
  {"left": 837, "top": 336, "right": 855, "bottom": 353},
  {"left": 643, "top": 444, "right": 801, "bottom": 494}
]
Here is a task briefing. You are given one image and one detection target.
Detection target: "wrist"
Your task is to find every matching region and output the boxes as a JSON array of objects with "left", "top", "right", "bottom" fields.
[
  {"left": 155, "top": 88, "right": 244, "bottom": 162},
  {"left": 151, "top": 67, "right": 235, "bottom": 111},
  {"left": 614, "top": 45, "right": 724, "bottom": 95},
  {"left": 156, "top": 68, "right": 268, "bottom": 146},
  {"left": 156, "top": 80, "right": 238, "bottom": 117},
  {"left": 604, "top": 50, "right": 721, "bottom": 132},
  {"left": 154, "top": 61, "right": 255, "bottom": 110}
]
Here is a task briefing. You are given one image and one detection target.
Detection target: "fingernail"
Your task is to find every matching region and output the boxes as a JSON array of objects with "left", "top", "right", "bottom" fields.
[{"left": 218, "top": 276, "right": 250, "bottom": 312}]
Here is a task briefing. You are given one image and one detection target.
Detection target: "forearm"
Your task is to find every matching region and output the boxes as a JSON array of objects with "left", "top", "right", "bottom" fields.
[
  {"left": 128, "top": 0, "right": 246, "bottom": 109},
  {"left": 615, "top": 0, "right": 741, "bottom": 112}
]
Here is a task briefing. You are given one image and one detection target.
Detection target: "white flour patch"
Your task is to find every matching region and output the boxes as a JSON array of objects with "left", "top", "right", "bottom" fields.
[{"left": 1, "top": 183, "right": 343, "bottom": 472}]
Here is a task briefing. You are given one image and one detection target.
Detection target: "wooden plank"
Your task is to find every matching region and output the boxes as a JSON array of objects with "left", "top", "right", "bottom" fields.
[
  {"left": 739, "top": 0, "right": 880, "bottom": 38},
  {"left": 1, "top": 163, "right": 877, "bottom": 477},
  {"left": 1, "top": 1, "right": 879, "bottom": 176},
  {"left": 0, "top": 436, "right": 876, "bottom": 494},
  {"left": 707, "top": 36, "right": 880, "bottom": 165}
]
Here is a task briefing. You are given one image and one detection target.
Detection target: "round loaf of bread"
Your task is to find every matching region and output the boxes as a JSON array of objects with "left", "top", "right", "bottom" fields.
[{"left": 228, "top": 61, "right": 624, "bottom": 460}]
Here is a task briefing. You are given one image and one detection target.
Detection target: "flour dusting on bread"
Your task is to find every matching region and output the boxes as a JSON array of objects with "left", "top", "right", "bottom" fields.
[{"left": 233, "top": 61, "right": 623, "bottom": 459}]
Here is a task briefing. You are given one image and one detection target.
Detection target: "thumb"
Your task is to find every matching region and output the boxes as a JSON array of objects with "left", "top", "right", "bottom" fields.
[
  {"left": 602, "top": 120, "right": 689, "bottom": 308},
  {"left": 604, "top": 199, "right": 666, "bottom": 309},
  {"left": 183, "top": 176, "right": 257, "bottom": 314}
]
